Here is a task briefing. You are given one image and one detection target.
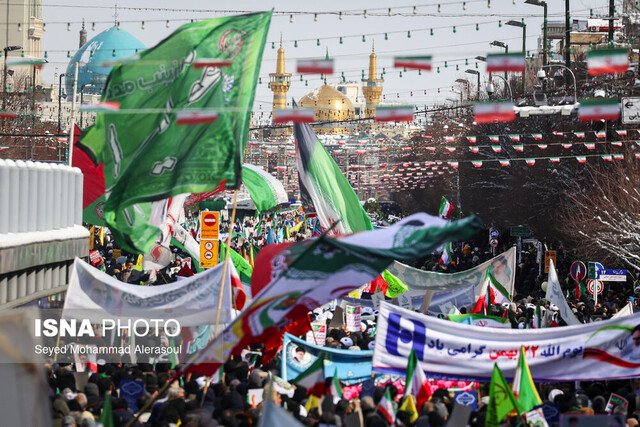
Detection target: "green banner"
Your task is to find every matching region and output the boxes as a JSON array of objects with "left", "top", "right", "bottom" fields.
[{"left": 80, "top": 12, "right": 272, "bottom": 252}]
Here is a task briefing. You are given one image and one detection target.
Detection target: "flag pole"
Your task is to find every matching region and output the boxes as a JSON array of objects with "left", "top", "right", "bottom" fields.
[
  {"left": 214, "top": 189, "right": 239, "bottom": 335},
  {"left": 67, "top": 61, "right": 79, "bottom": 166}
]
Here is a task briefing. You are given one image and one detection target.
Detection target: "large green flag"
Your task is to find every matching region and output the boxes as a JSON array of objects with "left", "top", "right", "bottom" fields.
[
  {"left": 243, "top": 163, "right": 288, "bottom": 213},
  {"left": 98, "top": 391, "right": 114, "bottom": 427},
  {"left": 79, "top": 13, "right": 271, "bottom": 253},
  {"left": 487, "top": 364, "right": 521, "bottom": 427},
  {"left": 220, "top": 241, "right": 253, "bottom": 287}
]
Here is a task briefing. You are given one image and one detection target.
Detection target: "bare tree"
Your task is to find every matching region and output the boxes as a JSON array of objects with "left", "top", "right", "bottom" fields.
[{"left": 558, "top": 149, "right": 640, "bottom": 271}]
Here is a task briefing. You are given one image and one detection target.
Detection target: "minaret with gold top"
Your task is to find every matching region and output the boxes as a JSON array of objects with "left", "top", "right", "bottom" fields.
[
  {"left": 362, "top": 41, "right": 383, "bottom": 118},
  {"left": 269, "top": 34, "right": 291, "bottom": 119}
]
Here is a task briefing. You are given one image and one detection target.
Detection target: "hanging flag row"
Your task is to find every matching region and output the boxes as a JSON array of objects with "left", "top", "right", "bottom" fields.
[{"left": 425, "top": 129, "right": 633, "bottom": 144}]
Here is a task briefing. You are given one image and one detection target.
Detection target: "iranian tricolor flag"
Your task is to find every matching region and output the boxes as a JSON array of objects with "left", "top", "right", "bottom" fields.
[
  {"left": 611, "top": 141, "right": 623, "bottom": 147},
  {"left": 499, "top": 159, "right": 510, "bottom": 167},
  {"left": 489, "top": 135, "right": 500, "bottom": 143},
  {"left": 439, "top": 196, "right": 454, "bottom": 219},
  {"left": 472, "top": 160, "right": 483, "bottom": 168},
  {"left": 587, "top": 48, "right": 628, "bottom": 75},
  {"left": 444, "top": 136, "right": 455, "bottom": 142},
  {"left": 0, "top": 111, "right": 17, "bottom": 119},
  {"left": 512, "top": 346, "right": 542, "bottom": 413},
  {"left": 595, "top": 131, "right": 607, "bottom": 138},
  {"left": 576, "top": 156, "right": 587, "bottom": 163},
  {"left": 394, "top": 56, "right": 432, "bottom": 71},
  {"left": 297, "top": 59, "right": 334, "bottom": 74},
  {"left": 467, "top": 136, "right": 477, "bottom": 143},
  {"left": 193, "top": 59, "right": 232, "bottom": 68},
  {"left": 176, "top": 110, "right": 218, "bottom": 125},
  {"left": 537, "top": 144, "right": 547, "bottom": 150},
  {"left": 525, "top": 159, "right": 535, "bottom": 166},
  {"left": 404, "top": 349, "right": 431, "bottom": 410},
  {"left": 273, "top": 108, "right": 315, "bottom": 124},
  {"left": 474, "top": 101, "right": 515, "bottom": 123},
  {"left": 486, "top": 53, "right": 526, "bottom": 72},
  {"left": 448, "top": 161, "right": 459, "bottom": 168},
  {"left": 513, "top": 145, "right": 524, "bottom": 152},
  {"left": 329, "top": 368, "right": 343, "bottom": 398},
  {"left": 550, "top": 157, "right": 560, "bottom": 163},
  {"left": 491, "top": 145, "right": 502, "bottom": 153},
  {"left": 531, "top": 133, "right": 542, "bottom": 140},
  {"left": 614, "top": 153, "right": 624, "bottom": 160},
  {"left": 578, "top": 98, "right": 620, "bottom": 122},
  {"left": 439, "top": 241, "right": 453, "bottom": 265},
  {"left": 602, "top": 154, "right": 613, "bottom": 161},
  {"left": 470, "top": 146, "right": 479, "bottom": 153},
  {"left": 616, "top": 130, "right": 628, "bottom": 136},
  {"left": 79, "top": 101, "right": 120, "bottom": 112},
  {"left": 562, "top": 143, "right": 572, "bottom": 149},
  {"left": 292, "top": 356, "right": 326, "bottom": 396},
  {"left": 5, "top": 56, "right": 47, "bottom": 67},
  {"left": 573, "top": 131, "right": 585, "bottom": 138},
  {"left": 509, "top": 134, "right": 520, "bottom": 142},
  {"left": 377, "top": 388, "right": 396, "bottom": 424},
  {"left": 584, "top": 143, "right": 596, "bottom": 149},
  {"left": 375, "top": 105, "right": 414, "bottom": 122},
  {"left": 446, "top": 146, "right": 456, "bottom": 152}
]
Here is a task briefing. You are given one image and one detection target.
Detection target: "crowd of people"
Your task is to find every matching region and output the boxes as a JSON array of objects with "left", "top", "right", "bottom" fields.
[{"left": 46, "top": 212, "right": 640, "bottom": 426}]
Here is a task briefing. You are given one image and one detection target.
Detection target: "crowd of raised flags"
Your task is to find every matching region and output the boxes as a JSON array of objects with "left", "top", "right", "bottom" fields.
[{"left": 45, "top": 11, "right": 640, "bottom": 427}]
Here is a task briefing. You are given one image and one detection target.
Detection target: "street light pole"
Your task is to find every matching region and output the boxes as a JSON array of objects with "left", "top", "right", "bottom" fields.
[
  {"left": 541, "top": 64, "right": 577, "bottom": 100},
  {"left": 79, "top": 83, "right": 92, "bottom": 127},
  {"left": 525, "top": 0, "right": 548, "bottom": 66},
  {"left": 506, "top": 20, "right": 527, "bottom": 95},
  {"left": 465, "top": 70, "right": 481, "bottom": 100},
  {"left": 58, "top": 73, "right": 67, "bottom": 134},
  {"left": 565, "top": 0, "right": 571, "bottom": 68}
]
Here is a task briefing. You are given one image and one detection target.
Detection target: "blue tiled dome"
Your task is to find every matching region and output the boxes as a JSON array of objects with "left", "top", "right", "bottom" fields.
[{"left": 65, "top": 26, "right": 145, "bottom": 97}]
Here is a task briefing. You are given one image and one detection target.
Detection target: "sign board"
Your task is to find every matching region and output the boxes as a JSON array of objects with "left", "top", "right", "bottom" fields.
[
  {"left": 453, "top": 390, "right": 478, "bottom": 411},
  {"left": 621, "top": 97, "right": 640, "bottom": 124},
  {"left": 112, "top": 248, "right": 121, "bottom": 260},
  {"left": 119, "top": 380, "right": 145, "bottom": 413},
  {"left": 489, "top": 229, "right": 499, "bottom": 239},
  {"left": 345, "top": 305, "right": 361, "bottom": 332},
  {"left": 510, "top": 226, "right": 531, "bottom": 237},
  {"left": 306, "top": 322, "right": 327, "bottom": 346},
  {"left": 489, "top": 238, "right": 498, "bottom": 248},
  {"left": 200, "top": 211, "right": 220, "bottom": 240},
  {"left": 599, "top": 269, "right": 627, "bottom": 282},
  {"left": 200, "top": 240, "right": 219, "bottom": 269},
  {"left": 89, "top": 250, "right": 102, "bottom": 265},
  {"left": 587, "top": 279, "right": 603, "bottom": 295},
  {"left": 588, "top": 262, "right": 604, "bottom": 280},
  {"left": 570, "top": 261, "right": 587, "bottom": 282},
  {"left": 544, "top": 251, "right": 556, "bottom": 274}
]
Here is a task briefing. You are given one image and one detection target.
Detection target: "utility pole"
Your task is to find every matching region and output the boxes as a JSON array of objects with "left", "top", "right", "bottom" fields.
[{"left": 608, "top": 0, "right": 615, "bottom": 43}]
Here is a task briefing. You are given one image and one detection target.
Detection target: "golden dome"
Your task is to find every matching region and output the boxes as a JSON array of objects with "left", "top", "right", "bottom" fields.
[{"left": 299, "top": 85, "right": 354, "bottom": 134}]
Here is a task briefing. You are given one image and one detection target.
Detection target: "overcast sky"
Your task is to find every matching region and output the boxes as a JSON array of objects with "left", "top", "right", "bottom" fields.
[{"left": 40, "top": 0, "right": 610, "bottom": 107}]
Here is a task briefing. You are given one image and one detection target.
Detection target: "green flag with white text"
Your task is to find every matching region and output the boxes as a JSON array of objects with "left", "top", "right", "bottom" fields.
[{"left": 79, "top": 13, "right": 271, "bottom": 253}]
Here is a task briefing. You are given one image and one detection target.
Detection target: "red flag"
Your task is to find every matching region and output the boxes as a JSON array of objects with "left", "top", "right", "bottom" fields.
[{"left": 72, "top": 124, "right": 105, "bottom": 209}]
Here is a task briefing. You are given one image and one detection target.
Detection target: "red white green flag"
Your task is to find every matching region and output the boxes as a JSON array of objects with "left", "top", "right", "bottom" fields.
[
  {"left": 579, "top": 98, "right": 620, "bottom": 122},
  {"left": 584, "top": 143, "right": 596, "bottom": 149},
  {"left": 614, "top": 153, "right": 624, "bottom": 160},
  {"left": 404, "top": 349, "right": 431, "bottom": 409},
  {"left": 375, "top": 105, "right": 414, "bottom": 122},
  {"left": 467, "top": 136, "right": 477, "bottom": 143},
  {"left": 573, "top": 132, "right": 585, "bottom": 138},
  {"left": 576, "top": 156, "right": 587, "bottom": 163},
  {"left": 525, "top": 159, "right": 535, "bottom": 166},
  {"left": 513, "top": 145, "right": 524, "bottom": 152},
  {"left": 587, "top": 48, "right": 629, "bottom": 75},
  {"left": 549, "top": 157, "right": 560, "bottom": 163},
  {"left": 537, "top": 144, "right": 547, "bottom": 150},
  {"left": 531, "top": 133, "right": 542, "bottom": 140},
  {"left": 509, "top": 134, "right": 520, "bottom": 142},
  {"left": 394, "top": 55, "right": 432, "bottom": 71},
  {"left": 446, "top": 146, "right": 456, "bottom": 152},
  {"left": 470, "top": 146, "right": 479, "bottom": 153},
  {"left": 448, "top": 161, "right": 459, "bottom": 168},
  {"left": 616, "top": 130, "right": 627, "bottom": 136},
  {"left": 595, "top": 131, "right": 607, "bottom": 138},
  {"left": 474, "top": 101, "right": 515, "bottom": 123},
  {"left": 611, "top": 141, "right": 623, "bottom": 147},
  {"left": 273, "top": 108, "right": 315, "bottom": 124},
  {"left": 329, "top": 368, "right": 343, "bottom": 397},
  {"left": 297, "top": 59, "right": 334, "bottom": 74},
  {"left": 491, "top": 145, "right": 502, "bottom": 153},
  {"left": 489, "top": 135, "right": 500, "bottom": 143},
  {"left": 499, "top": 159, "right": 510, "bottom": 167},
  {"left": 439, "top": 241, "right": 453, "bottom": 265},
  {"left": 79, "top": 101, "right": 120, "bottom": 112},
  {"left": 176, "top": 110, "right": 218, "bottom": 125},
  {"left": 444, "top": 136, "right": 455, "bottom": 142},
  {"left": 601, "top": 154, "right": 613, "bottom": 161},
  {"left": 472, "top": 160, "right": 483, "bottom": 168},
  {"left": 562, "top": 143, "right": 572, "bottom": 149},
  {"left": 439, "top": 196, "right": 454, "bottom": 219},
  {"left": 292, "top": 356, "right": 326, "bottom": 396},
  {"left": 512, "top": 346, "right": 542, "bottom": 413},
  {"left": 378, "top": 388, "right": 396, "bottom": 424},
  {"left": 486, "top": 52, "right": 526, "bottom": 72}
]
